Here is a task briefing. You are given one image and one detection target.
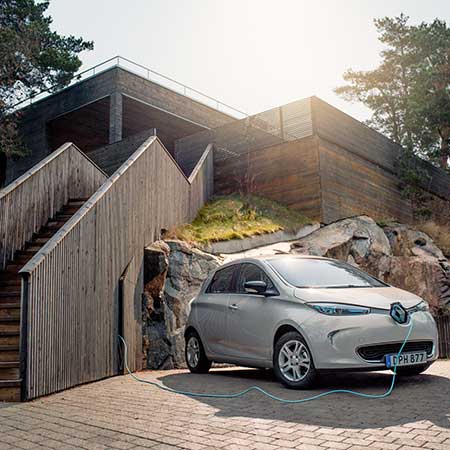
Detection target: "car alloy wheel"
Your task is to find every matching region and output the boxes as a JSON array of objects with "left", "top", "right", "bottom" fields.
[
  {"left": 278, "top": 339, "right": 311, "bottom": 382},
  {"left": 186, "top": 336, "right": 200, "bottom": 368},
  {"left": 274, "top": 331, "right": 317, "bottom": 388},
  {"left": 185, "top": 330, "right": 212, "bottom": 374}
]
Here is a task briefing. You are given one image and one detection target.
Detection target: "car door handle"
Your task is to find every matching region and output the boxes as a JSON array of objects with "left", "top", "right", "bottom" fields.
[{"left": 228, "top": 304, "right": 239, "bottom": 311}]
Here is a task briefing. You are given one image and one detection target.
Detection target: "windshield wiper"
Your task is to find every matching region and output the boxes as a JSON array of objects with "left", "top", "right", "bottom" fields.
[
  {"left": 322, "top": 284, "right": 371, "bottom": 289},
  {"left": 295, "top": 284, "right": 372, "bottom": 289}
]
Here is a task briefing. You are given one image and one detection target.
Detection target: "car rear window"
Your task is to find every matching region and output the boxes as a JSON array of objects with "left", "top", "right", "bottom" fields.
[
  {"left": 206, "top": 265, "right": 236, "bottom": 293},
  {"left": 267, "top": 258, "right": 387, "bottom": 288}
]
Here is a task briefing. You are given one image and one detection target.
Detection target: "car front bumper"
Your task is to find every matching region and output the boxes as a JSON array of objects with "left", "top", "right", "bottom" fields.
[{"left": 300, "top": 310, "right": 438, "bottom": 370}]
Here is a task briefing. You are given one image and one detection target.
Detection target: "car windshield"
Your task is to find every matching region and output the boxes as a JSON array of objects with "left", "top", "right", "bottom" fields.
[{"left": 267, "top": 258, "right": 387, "bottom": 288}]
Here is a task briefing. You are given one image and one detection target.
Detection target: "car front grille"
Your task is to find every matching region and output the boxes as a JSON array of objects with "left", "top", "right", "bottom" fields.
[{"left": 357, "top": 341, "right": 433, "bottom": 362}]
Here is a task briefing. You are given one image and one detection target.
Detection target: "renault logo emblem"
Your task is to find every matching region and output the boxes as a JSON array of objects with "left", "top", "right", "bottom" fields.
[{"left": 390, "top": 302, "right": 408, "bottom": 324}]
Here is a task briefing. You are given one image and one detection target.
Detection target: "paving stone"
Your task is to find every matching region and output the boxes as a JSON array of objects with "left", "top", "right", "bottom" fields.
[{"left": 0, "top": 361, "right": 448, "bottom": 450}]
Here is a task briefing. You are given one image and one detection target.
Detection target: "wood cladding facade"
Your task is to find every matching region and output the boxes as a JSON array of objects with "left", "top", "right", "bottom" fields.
[
  {"left": 318, "top": 138, "right": 413, "bottom": 223},
  {"left": 200, "top": 96, "right": 449, "bottom": 223},
  {"left": 214, "top": 136, "right": 321, "bottom": 220},
  {"left": 19, "top": 137, "right": 213, "bottom": 399}
]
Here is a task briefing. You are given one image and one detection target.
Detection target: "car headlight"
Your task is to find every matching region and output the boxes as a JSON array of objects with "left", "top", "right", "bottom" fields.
[
  {"left": 308, "top": 302, "right": 370, "bottom": 315},
  {"left": 410, "top": 300, "right": 429, "bottom": 312}
]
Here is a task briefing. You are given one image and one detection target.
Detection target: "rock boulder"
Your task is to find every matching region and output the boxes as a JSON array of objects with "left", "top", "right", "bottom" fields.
[{"left": 142, "top": 240, "right": 221, "bottom": 369}]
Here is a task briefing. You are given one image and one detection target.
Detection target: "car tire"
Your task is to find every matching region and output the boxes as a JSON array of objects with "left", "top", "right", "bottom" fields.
[
  {"left": 273, "top": 331, "right": 317, "bottom": 389},
  {"left": 393, "top": 363, "right": 431, "bottom": 376},
  {"left": 185, "top": 330, "right": 212, "bottom": 374}
]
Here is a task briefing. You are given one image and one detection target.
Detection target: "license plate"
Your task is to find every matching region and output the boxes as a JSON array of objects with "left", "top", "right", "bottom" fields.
[{"left": 385, "top": 351, "right": 427, "bottom": 368}]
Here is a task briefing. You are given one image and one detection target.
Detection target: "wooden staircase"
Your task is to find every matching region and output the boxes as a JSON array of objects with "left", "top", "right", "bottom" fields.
[{"left": 0, "top": 198, "right": 87, "bottom": 402}]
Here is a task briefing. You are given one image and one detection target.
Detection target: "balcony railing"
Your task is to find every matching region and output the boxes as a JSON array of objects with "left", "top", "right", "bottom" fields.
[{"left": 10, "top": 55, "right": 248, "bottom": 119}]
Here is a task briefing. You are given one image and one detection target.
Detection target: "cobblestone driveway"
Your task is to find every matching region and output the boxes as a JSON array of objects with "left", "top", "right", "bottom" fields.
[{"left": 1, "top": 361, "right": 449, "bottom": 450}]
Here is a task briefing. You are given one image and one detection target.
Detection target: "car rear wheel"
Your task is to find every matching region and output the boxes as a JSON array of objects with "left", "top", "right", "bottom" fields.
[
  {"left": 274, "top": 331, "right": 317, "bottom": 389},
  {"left": 185, "top": 330, "right": 212, "bottom": 374},
  {"left": 393, "top": 363, "right": 431, "bottom": 376}
]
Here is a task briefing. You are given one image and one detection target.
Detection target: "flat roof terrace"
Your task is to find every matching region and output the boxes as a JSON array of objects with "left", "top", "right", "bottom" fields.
[{"left": 6, "top": 57, "right": 239, "bottom": 183}]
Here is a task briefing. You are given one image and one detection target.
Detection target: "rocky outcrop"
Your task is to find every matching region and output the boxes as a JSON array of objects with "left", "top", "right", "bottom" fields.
[
  {"left": 381, "top": 223, "right": 450, "bottom": 313},
  {"left": 291, "top": 216, "right": 391, "bottom": 261},
  {"left": 142, "top": 240, "right": 221, "bottom": 369},
  {"left": 291, "top": 217, "right": 450, "bottom": 313}
]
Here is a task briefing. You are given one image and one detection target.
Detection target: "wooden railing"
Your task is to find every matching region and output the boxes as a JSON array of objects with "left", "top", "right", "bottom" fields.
[
  {"left": 20, "top": 137, "right": 214, "bottom": 399},
  {"left": 0, "top": 143, "right": 107, "bottom": 270}
]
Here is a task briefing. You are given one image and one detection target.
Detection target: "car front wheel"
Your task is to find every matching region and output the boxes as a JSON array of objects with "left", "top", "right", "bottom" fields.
[
  {"left": 185, "top": 330, "right": 212, "bottom": 374},
  {"left": 274, "top": 331, "right": 317, "bottom": 389}
]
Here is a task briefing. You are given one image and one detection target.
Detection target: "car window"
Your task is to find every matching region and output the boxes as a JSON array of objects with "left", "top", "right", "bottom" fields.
[
  {"left": 237, "top": 263, "right": 275, "bottom": 293},
  {"left": 207, "top": 265, "right": 236, "bottom": 293},
  {"left": 267, "top": 257, "right": 387, "bottom": 288}
]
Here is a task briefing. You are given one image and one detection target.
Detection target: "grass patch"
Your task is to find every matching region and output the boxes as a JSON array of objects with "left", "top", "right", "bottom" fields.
[
  {"left": 165, "top": 194, "right": 313, "bottom": 244},
  {"left": 418, "top": 221, "right": 450, "bottom": 257}
]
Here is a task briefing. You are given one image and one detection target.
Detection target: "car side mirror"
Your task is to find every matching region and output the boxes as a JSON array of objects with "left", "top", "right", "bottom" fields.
[{"left": 244, "top": 280, "right": 268, "bottom": 295}]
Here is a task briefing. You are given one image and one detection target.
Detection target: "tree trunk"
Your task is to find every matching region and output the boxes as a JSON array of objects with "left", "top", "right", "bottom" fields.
[
  {"left": 440, "top": 132, "right": 450, "bottom": 170},
  {"left": 0, "top": 152, "right": 7, "bottom": 188}
]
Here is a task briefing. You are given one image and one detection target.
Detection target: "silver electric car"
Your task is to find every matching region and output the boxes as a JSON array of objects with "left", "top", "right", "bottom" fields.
[{"left": 184, "top": 255, "right": 438, "bottom": 388}]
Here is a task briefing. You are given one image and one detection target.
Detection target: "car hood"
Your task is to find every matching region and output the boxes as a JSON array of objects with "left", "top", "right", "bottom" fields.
[{"left": 293, "top": 286, "right": 423, "bottom": 310}]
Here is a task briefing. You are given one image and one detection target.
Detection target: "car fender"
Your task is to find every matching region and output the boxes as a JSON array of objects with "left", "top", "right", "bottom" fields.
[{"left": 271, "top": 318, "right": 317, "bottom": 363}]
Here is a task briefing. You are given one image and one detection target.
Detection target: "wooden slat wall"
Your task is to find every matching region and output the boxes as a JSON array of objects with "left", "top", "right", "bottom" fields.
[
  {"left": 214, "top": 136, "right": 321, "bottom": 220},
  {"left": 436, "top": 315, "right": 450, "bottom": 359},
  {"left": 19, "top": 137, "right": 213, "bottom": 399},
  {"left": 311, "top": 96, "right": 450, "bottom": 202},
  {"left": 175, "top": 98, "right": 313, "bottom": 176},
  {"left": 0, "top": 143, "right": 107, "bottom": 269},
  {"left": 318, "top": 138, "right": 413, "bottom": 224},
  {"left": 120, "top": 256, "right": 142, "bottom": 373}
]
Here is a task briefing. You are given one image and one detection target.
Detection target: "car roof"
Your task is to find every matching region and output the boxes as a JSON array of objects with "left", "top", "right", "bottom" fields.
[{"left": 219, "top": 254, "right": 333, "bottom": 269}]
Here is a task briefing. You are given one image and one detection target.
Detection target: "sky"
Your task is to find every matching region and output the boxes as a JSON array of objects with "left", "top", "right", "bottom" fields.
[{"left": 47, "top": 0, "right": 450, "bottom": 121}]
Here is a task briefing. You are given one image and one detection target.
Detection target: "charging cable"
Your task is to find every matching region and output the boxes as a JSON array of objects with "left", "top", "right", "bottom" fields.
[{"left": 118, "top": 320, "right": 414, "bottom": 403}]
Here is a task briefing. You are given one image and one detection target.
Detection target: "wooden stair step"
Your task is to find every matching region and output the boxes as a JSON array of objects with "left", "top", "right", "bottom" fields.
[
  {"left": 34, "top": 231, "right": 53, "bottom": 239},
  {"left": 0, "top": 316, "right": 20, "bottom": 322},
  {"left": 22, "top": 244, "right": 44, "bottom": 252},
  {"left": 0, "top": 363, "right": 20, "bottom": 381},
  {"left": 54, "top": 213, "right": 73, "bottom": 220},
  {"left": 0, "top": 292, "right": 20, "bottom": 300},
  {"left": 30, "top": 237, "right": 51, "bottom": 245},
  {"left": 0, "top": 344, "right": 19, "bottom": 352},
  {"left": 1, "top": 264, "right": 23, "bottom": 273},
  {"left": 60, "top": 206, "right": 83, "bottom": 214},
  {"left": 0, "top": 361, "right": 19, "bottom": 369},
  {"left": 0, "top": 367, "right": 20, "bottom": 381},
  {"left": 0, "top": 380, "right": 21, "bottom": 402},
  {"left": 0, "top": 333, "right": 20, "bottom": 346},
  {"left": 0, "top": 349, "right": 20, "bottom": 362},
  {"left": 15, "top": 249, "right": 38, "bottom": 257},
  {"left": 0, "top": 312, "right": 20, "bottom": 322},
  {"left": 0, "top": 306, "right": 20, "bottom": 321},
  {"left": 0, "top": 286, "right": 20, "bottom": 295},
  {"left": 68, "top": 198, "right": 88, "bottom": 204},
  {"left": 0, "top": 272, "right": 20, "bottom": 281},
  {"left": 0, "top": 323, "right": 20, "bottom": 333},
  {"left": 42, "top": 222, "right": 65, "bottom": 231},
  {"left": 0, "top": 279, "right": 20, "bottom": 287}
]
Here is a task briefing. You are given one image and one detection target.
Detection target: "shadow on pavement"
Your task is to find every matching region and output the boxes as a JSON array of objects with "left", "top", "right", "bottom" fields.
[{"left": 158, "top": 367, "right": 450, "bottom": 429}]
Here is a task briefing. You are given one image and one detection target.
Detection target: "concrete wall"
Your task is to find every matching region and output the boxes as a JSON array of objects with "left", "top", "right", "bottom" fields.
[
  {"left": 89, "top": 130, "right": 154, "bottom": 175},
  {"left": 6, "top": 67, "right": 235, "bottom": 185}
]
